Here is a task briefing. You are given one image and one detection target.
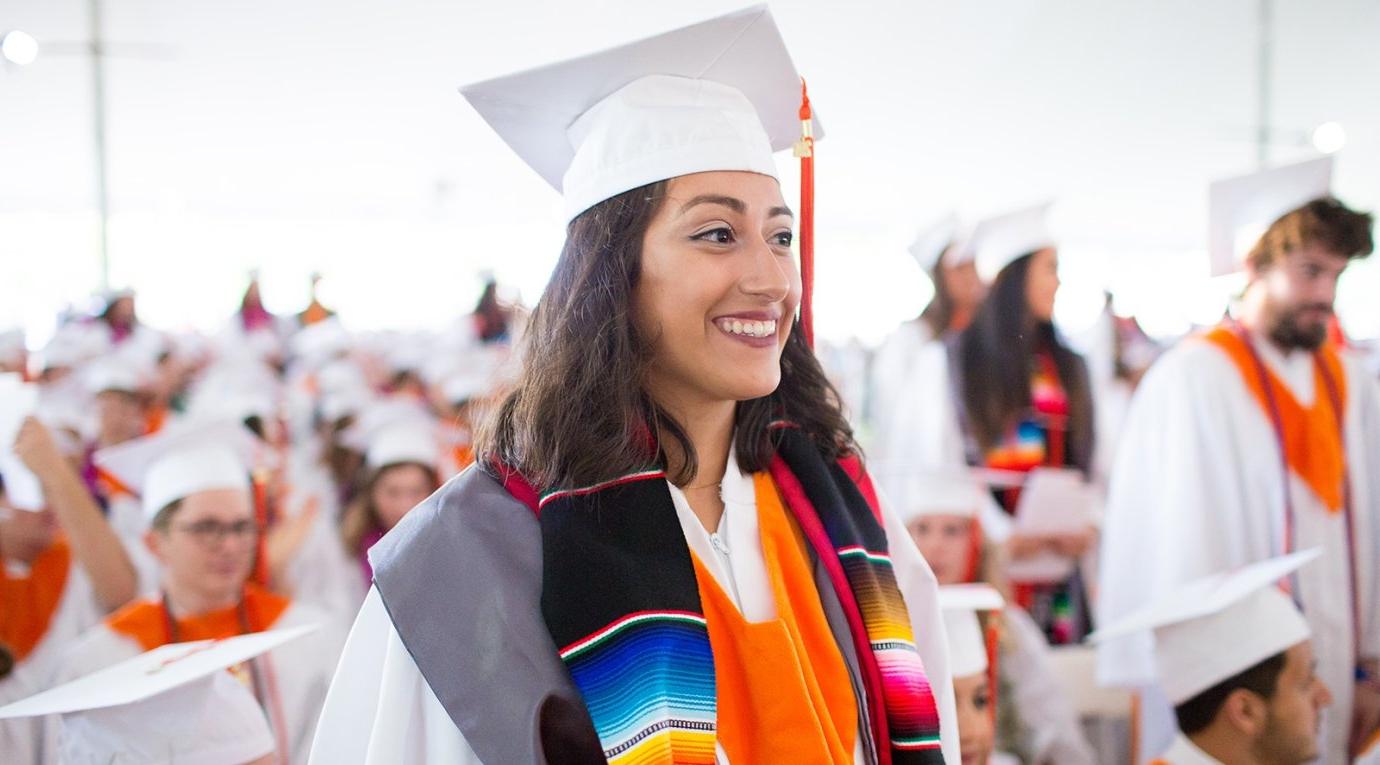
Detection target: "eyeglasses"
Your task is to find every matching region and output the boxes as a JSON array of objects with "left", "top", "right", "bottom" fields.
[{"left": 171, "top": 519, "right": 259, "bottom": 545}]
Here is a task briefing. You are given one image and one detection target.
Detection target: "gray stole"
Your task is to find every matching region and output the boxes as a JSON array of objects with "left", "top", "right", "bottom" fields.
[{"left": 370, "top": 466, "right": 878, "bottom": 765}]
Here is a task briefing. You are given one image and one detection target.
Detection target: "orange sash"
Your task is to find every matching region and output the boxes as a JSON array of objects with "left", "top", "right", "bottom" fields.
[
  {"left": 453, "top": 444, "right": 475, "bottom": 471},
  {"left": 106, "top": 583, "right": 291, "bottom": 651},
  {"left": 0, "top": 539, "right": 71, "bottom": 662},
  {"left": 693, "top": 472, "right": 858, "bottom": 763},
  {"left": 1202, "top": 326, "right": 1348, "bottom": 513}
]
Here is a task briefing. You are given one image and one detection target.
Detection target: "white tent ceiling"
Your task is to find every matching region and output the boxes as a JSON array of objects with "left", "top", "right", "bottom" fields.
[{"left": 4, "top": 0, "right": 1379, "bottom": 342}]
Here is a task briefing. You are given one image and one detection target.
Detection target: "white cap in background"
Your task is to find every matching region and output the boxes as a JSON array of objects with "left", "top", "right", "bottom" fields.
[
  {"left": 1208, "top": 156, "right": 1334, "bottom": 278},
  {"left": 94, "top": 419, "right": 260, "bottom": 522},
  {"left": 909, "top": 212, "right": 963, "bottom": 274},
  {"left": 1090, "top": 549, "right": 1318, "bottom": 705},
  {"left": 0, "top": 626, "right": 316, "bottom": 765},
  {"left": 965, "top": 202, "right": 1057, "bottom": 283},
  {"left": 938, "top": 583, "right": 1005, "bottom": 678}
]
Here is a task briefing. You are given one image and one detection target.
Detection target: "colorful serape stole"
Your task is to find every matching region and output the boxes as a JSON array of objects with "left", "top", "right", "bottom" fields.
[
  {"left": 538, "top": 472, "right": 717, "bottom": 764},
  {"left": 529, "top": 427, "right": 945, "bottom": 764},
  {"left": 771, "top": 428, "right": 945, "bottom": 763},
  {"left": 983, "top": 351, "right": 1068, "bottom": 475}
]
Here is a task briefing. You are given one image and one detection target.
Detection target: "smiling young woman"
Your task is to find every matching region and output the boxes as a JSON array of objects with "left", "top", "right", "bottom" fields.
[{"left": 308, "top": 6, "right": 961, "bottom": 765}]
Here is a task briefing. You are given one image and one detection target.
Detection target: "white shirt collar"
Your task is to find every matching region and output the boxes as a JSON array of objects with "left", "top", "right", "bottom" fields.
[{"left": 665, "top": 443, "right": 776, "bottom": 621}]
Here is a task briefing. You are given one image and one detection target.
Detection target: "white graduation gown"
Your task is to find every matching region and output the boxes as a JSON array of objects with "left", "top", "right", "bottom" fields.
[
  {"left": 280, "top": 450, "right": 366, "bottom": 626},
  {"left": 1152, "top": 734, "right": 1221, "bottom": 765},
  {"left": 103, "top": 493, "right": 161, "bottom": 597},
  {"left": 309, "top": 458, "right": 961, "bottom": 765},
  {"left": 52, "top": 600, "right": 343, "bottom": 765},
  {"left": 1000, "top": 606, "right": 1097, "bottom": 765},
  {"left": 869, "top": 339, "right": 1013, "bottom": 544},
  {"left": 0, "top": 559, "right": 101, "bottom": 765},
  {"left": 1097, "top": 333, "right": 1380, "bottom": 764}
]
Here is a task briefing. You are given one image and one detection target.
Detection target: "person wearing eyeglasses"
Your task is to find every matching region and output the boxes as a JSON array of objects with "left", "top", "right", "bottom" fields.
[{"left": 51, "top": 420, "right": 343, "bottom": 764}]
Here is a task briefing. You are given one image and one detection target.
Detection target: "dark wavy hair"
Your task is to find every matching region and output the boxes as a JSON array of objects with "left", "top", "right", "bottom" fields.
[
  {"left": 475, "top": 180, "right": 857, "bottom": 491},
  {"left": 955, "top": 253, "right": 1094, "bottom": 469}
]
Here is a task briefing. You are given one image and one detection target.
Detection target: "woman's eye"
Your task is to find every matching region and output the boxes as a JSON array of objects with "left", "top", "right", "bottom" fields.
[
  {"left": 693, "top": 227, "right": 734, "bottom": 244},
  {"left": 772, "top": 231, "right": 794, "bottom": 247}
]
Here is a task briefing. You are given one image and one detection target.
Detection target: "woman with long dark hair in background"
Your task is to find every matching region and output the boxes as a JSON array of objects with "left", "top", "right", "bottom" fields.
[
  {"left": 951, "top": 208, "right": 1096, "bottom": 645},
  {"left": 885, "top": 204, "right": 1097, "bottom": 647}
]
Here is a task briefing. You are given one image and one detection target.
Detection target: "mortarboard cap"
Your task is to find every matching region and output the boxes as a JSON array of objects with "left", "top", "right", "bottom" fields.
[
  {"left": 460, "top": 4, "right": 820, "bottom": 223},
  {"left": 93, "top": 419, "right": 260, "bottom": 522},
  {"left": 1089, "top": 549, "right": 1317, "bottom": 705},
  {"left": 967, "top": 202, "right": 1056, "bottom": 283},
  {"left": 909, "top": 213, "right": 963, "bottom": 274},
  {"left": 938, "top": 584, "right": 1004, "bottom": 678},
  {"left": 1208, "top": 156, "right": 1334, "bottom": 277},
  {"left": 0, "top": 626, "right": 315, "bottom": 765}
]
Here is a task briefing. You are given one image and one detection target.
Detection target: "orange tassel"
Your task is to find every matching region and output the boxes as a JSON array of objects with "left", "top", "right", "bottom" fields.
[
  {"left": 964, "top": 517, "right": 983, "bottom": 584},
  {"left": 794, "top": 78, "right": 815, "bottom": 348},
  {"left": 985, "top": 619, "right": 1001, "bottom": 724}
]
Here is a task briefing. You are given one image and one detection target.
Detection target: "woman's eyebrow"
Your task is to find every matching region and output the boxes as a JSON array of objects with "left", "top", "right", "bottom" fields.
[{"left": 678, "top": 194, "right": 745, "bottom": 216}]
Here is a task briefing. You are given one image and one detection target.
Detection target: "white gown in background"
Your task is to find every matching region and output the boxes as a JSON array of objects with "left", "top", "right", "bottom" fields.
[
  {"left": 0, "top": 560, "right": 100, "bottom": 765},
  {"left": 1097, "top": 333, "right": 1380, "bottom": 763}
]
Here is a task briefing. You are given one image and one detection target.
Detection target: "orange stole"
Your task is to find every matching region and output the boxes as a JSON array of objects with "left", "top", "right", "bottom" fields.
[
  {"left": 453, "top": 444, "right": 475, "bottom": 471},
  {"left": 691, "top": 472, "right": 858, "bottom": 763},
  {"left": 1202, "top": 327, "right": 1348, "bottom": 512},
  {"left": 106, "top": 583, "right": 291, "bottom": 651},
  {"left": 0, "top": 539, "right": 71, "bottom": 662}
]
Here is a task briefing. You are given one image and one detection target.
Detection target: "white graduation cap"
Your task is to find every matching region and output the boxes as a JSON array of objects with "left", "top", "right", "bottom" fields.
[
  {"left": 967, "top": 202, "right": 1057, "bottom": 283},
  {"left": 938, "top": 584, "right": 1005, "bottom": 678},
  {"left": 315, "top": 358, "right": 368, "bottom": 398},
  {"left": 385, "top": 334, "right": 433, "bottom": 376},
  {"left": 94, "top": 419, "right": 260, "bottom": 522},
  {"left": 1208, "top": 156, "right": 1334, "bottom": 278},
  {"left": 460, "top": 4, "right": 821, "bottom": 223},
  {"left": 365, "top": 422, "right": 440, "bottom": 472},
  {"left": 188, "top": 388, "right": 279, "bottom": 428},
  {"left": 97, "top": 287, "right": 136, "bottom": 309},
  {"left": 424, "top": 350, "right": 501, "bottom": 407},
  {"left": 0, "top": 374, "right": 44, "bottom": 511},
  {"left": 440, "top": 370, "right": 492, "bottom": 407},
  {"left": 0, "top": 328, "right": 25, "bottom": 364},
  {"left": 83, "top": 353, "right": 151, "bottom": 396},
  {"left": 891, "top": 468, "right": 986, "bottom": 525},
  {"left": 318, "top": 386, "right": 374, "bottom": 425},
  {"left": 1089, "top": 549, "right": 1318, "bottom": 705},
  {"left": 34, "top": 388, "right": 94, "bottom": 454},
  {"left": 289, "top": 317, "right": 350, "bottom": 369},
  {"left": 908, "top": 213, "right": 963, "bottom": 274},
  {"left": 0, "top": 625, "right": 316, "bottom": 765},
  {"left": 41, "top": 324, "right": 108, "bottom": 372}
]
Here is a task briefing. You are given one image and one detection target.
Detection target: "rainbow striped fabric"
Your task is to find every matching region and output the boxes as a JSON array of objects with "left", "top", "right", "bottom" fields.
[
  {"left": 535, "top": 427, "right": 946, "bottom": 764},
  {"left": 558, "top": 611, "right": 717, "bottom": 763},
  {"left": 836, "top": 547, "right": 943, "bottom": 752}
]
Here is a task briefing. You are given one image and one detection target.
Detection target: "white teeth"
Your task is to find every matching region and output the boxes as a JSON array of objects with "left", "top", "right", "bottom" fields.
[{"left": 718, "top": 318, "right": 778, "bottom": 338}]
